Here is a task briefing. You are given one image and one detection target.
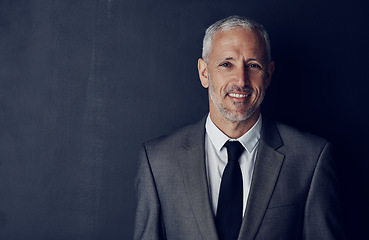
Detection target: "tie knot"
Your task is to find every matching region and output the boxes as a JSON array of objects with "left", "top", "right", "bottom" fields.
[{"left": 224, "top": 141, "right": 244, "bottom": 163}]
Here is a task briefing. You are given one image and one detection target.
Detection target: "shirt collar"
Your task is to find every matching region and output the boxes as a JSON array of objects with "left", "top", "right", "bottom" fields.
[{"left": 205, "top": 114, "right": 262, "bottom": 153}]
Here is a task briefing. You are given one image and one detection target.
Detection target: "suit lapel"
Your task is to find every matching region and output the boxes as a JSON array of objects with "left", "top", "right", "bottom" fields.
[
  {"left": 177, "top": 118, "right": 285, "bottom": 240},
  {"left": 238, "top": 119, "right": 285, "bottom": 240},
  {"left": 178, "top": 118, "right": 219, "bottom": 240}
]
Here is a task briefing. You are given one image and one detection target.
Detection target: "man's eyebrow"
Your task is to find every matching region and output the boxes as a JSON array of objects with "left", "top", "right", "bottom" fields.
[
  {"left": 246, "top": 58, "right": 261, "bottom": 62},
  {"left": 222, "top": 57, "right": 263, "bottom": 62}
]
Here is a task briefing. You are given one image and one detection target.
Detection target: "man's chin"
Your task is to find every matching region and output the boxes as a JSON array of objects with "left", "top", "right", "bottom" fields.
[
  {"left": 223, "top": 112, "right": 251, "bottom": 123},
  {"left": 223, "top": 107, "right": 258, "bottom": 123}
]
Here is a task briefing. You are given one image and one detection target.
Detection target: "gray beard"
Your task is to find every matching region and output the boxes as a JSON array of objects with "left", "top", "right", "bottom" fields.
[{"left": 208, "top": 77, "right": 263, "bottom": 122}]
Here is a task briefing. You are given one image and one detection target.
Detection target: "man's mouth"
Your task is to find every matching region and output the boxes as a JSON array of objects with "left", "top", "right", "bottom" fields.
[
  {"left": 226, "top": 86, "right": 253, "bottom": 99},
  {"left": 228, "top": 93, "right": 250, "bottom": 98}
]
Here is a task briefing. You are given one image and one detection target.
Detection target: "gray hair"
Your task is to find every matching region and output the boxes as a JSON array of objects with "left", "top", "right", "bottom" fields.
[{"left": 202, "top": 15, "right": 271, "bottom": 63}]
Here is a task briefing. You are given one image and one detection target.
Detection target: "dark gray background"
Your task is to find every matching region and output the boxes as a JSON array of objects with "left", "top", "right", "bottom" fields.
[{"left": 1, "top": 0, "right": 368, "bottom": 239}]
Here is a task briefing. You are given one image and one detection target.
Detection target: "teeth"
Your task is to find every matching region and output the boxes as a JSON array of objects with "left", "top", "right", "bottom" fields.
[{"left": 229, "top": 93, "right": 248, "bottom": 98}]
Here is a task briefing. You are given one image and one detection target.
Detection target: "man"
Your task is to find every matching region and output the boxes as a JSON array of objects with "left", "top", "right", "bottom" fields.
[{"left": 134, "top": 16, "right": 345, "bottom": 240}]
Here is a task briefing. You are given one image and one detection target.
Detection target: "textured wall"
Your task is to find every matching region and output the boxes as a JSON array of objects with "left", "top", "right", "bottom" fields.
[{"left": 0, "top": 0, "right": 368, "bottom": 239}]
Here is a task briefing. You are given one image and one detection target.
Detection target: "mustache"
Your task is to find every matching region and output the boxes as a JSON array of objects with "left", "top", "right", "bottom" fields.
[{"left": 225, "top": 85, "right": 253, "bottom": 94}]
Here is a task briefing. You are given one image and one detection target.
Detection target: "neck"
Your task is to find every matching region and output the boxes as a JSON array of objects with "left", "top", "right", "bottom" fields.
[{"left": 209, "top": 111, "right": 260, "bottom": 139}]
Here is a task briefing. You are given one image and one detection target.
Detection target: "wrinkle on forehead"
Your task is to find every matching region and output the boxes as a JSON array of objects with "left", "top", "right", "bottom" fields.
[{"left": 209, "top": 28, "right": 268, "bottom": 63}]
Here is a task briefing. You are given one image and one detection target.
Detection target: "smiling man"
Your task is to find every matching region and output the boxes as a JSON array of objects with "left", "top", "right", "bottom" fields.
[
  {"left": 134, "top": 16, "right": 345, "bottom": 240},
  {"left": 198, "top": 26, "right": 274, "bottom": 138}
]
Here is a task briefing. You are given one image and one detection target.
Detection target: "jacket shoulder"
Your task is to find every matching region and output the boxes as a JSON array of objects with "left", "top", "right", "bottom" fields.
[
  {"left": 275, "top": 121, "right": 328, "bottom": 145},
  {"left": 272, "top": 121, "right": 330, "bottom": 159},
  {"left": 142, "top": 117, "right": 206, "bottom": 158}
]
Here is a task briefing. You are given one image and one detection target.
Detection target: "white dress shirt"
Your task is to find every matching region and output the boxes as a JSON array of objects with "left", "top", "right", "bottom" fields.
[{"left": 205, "top": 114, "right": 262, "bottom": 216}]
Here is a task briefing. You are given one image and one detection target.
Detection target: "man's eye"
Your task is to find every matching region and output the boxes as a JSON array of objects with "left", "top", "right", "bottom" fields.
[
  {"left": 219, "top": 62, "right": 232, "bottom": 67},
  {"left": 248, "top": 63, "right": 262, "bottom": 69}
]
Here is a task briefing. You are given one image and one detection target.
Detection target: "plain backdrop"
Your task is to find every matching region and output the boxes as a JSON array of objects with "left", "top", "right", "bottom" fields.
[{"left": 1, "top": 0, "right": 368, "bottom": 239}]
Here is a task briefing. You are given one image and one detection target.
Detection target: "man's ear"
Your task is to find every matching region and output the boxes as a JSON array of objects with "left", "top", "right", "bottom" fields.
[
  {"left": 265, "top": 60, "right": 275, "bottom": 88},
  {"left": 198, "top": 58, "right": 209, "bottom": 88}
]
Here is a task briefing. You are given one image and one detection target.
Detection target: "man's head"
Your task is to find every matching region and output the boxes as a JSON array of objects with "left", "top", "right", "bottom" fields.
[
  {"left": 198, "top": 16, "right": 274, "bottom": 126},
  {"left": 201, "top": 16, "right": 272, "bottom": 63}
]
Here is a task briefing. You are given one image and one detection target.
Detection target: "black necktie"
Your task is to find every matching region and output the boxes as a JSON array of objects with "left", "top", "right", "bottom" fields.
[{"left": 216, "top": 140, "right": 244, "bottom": 240}]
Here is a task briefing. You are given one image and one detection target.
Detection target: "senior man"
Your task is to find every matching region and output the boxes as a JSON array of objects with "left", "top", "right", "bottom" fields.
[{"left": 134, "top": 15, "right": 345, "bottom": 240}]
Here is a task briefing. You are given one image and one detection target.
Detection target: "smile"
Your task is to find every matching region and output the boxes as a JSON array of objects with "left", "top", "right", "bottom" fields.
[{"left": 228, "top": 93, "right": 250, "bottom": 98}]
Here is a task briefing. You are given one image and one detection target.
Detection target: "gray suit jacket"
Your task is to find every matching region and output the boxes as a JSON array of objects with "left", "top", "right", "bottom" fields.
[{"left": 134, "top": 118, "right": 345, "bottom": 240}]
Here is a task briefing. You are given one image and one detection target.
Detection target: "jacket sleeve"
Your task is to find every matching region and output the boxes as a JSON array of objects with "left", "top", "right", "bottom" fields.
[
  {"left": 302, "top": 142, "right": 346, "bottom": 240},
  {"left": 133, "top": 145, "right": 166, "bottom": 240}
]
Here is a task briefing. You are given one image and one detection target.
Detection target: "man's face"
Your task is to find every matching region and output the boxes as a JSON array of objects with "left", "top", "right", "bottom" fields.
[{"left": 198, "top": 28, "right": 274, "bottom": 123}]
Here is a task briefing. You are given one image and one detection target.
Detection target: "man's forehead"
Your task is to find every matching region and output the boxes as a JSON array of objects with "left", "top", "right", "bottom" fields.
[
  {"left": 210, "top": 29, "right": 267, "bottom": 59},
  {"left": 213, "top": 27, "right": 262, "bottom": 42}
]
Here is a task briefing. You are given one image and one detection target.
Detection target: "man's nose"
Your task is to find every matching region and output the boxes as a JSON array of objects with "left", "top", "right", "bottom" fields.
[{"left": 236, "top": 65, "right": 249, "bottom": 86}]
